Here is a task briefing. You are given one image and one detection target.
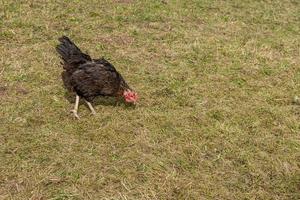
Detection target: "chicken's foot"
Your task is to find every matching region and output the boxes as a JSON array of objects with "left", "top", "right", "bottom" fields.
[{"left": 85, "top": 100, "right": 96, "bottom": 115}]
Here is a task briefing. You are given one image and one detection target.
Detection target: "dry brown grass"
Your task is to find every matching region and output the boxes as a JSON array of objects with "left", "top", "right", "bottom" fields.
[{"left": 0, "top": 0, "right": 300, "bottom": 199}]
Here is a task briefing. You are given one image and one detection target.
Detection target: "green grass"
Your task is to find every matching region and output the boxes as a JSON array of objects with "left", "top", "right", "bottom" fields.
[{"left": 1, "top": 0, "right": 300, "bottom": 199}]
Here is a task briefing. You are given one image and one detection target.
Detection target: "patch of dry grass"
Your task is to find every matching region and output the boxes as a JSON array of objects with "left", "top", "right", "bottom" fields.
[{"left": 0, "top": 0, "right": 300, "bottom": 199}]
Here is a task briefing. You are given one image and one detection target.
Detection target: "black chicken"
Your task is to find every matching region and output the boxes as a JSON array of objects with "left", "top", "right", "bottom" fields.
[{"left": 56, "top": 36, "right": 138, "bottom": 118}]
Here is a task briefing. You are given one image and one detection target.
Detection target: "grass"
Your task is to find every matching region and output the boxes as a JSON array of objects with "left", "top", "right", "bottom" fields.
[{"left": 0, "top": 0, "right": 300, "bottom": 199}]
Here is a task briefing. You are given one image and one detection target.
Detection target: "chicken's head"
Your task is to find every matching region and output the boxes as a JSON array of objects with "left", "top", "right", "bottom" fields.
[{"left": 123, "top": 90, "right": 138, "bottom": 104}]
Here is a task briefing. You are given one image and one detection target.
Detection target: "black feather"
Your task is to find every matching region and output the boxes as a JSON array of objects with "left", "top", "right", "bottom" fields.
[{"left": 56, "top": 36, "right": 130, "bottom": 101}]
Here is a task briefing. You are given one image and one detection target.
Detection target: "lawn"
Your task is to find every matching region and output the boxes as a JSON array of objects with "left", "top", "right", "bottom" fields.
[{"left": 0, "top": 0, "right": 299, "bottom": 199}]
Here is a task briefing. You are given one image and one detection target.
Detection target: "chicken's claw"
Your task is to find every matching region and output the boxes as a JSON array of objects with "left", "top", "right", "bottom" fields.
[{"left": 70, "top": 109, "right": 80, "bottom": 119}]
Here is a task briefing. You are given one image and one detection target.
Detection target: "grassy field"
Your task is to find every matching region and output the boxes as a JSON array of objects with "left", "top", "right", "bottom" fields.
[{"left": 1, "top": 0, "right": 300, "bottom": 199}]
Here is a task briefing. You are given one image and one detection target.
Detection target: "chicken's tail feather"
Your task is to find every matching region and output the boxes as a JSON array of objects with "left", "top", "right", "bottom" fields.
[{"left": 56, "top": 36, "right": 91, "bottom": 70}]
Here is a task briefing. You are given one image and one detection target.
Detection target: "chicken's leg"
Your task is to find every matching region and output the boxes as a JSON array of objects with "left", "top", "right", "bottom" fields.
[
  {"left": 85, "top": 100, "right": 96, "bottom": 115},
  {"left": 71, "top": 95, "right": 80, "bottom": 119}
]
